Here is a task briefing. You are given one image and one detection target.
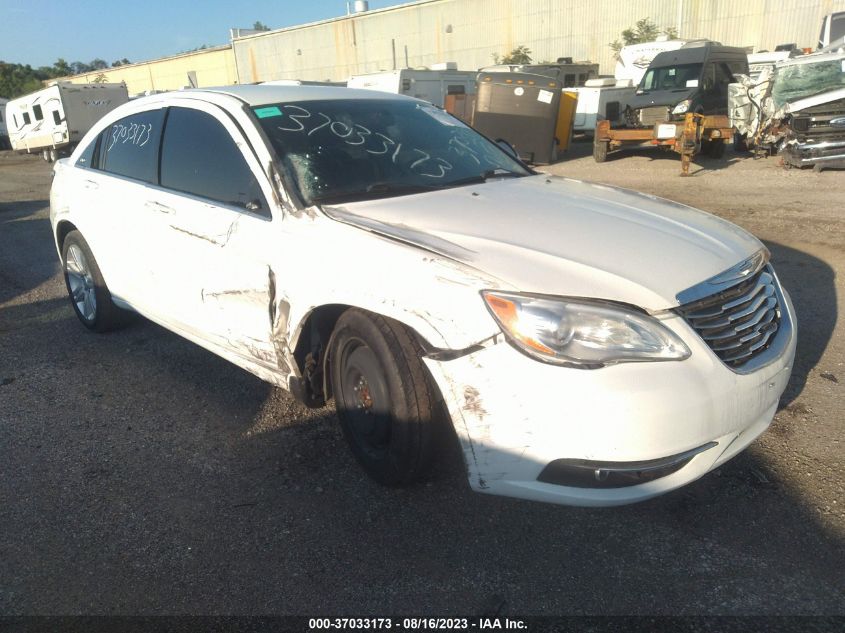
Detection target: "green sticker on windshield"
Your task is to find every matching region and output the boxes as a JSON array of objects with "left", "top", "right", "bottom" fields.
[{"left": 255, "top": 106, "right": 283, "bottom": 119}]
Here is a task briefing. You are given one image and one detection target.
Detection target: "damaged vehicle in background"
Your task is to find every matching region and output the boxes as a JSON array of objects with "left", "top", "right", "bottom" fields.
[
  {"left": 730, "top": 44, "right": 845, "bottom": 171},
  {"left": 50, "top": 85, "right": 796, "bottom": 507}
]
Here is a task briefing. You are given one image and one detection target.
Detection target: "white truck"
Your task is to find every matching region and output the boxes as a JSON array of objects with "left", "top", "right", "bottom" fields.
[
  {"left": 819, "top": 11, "right": 845, "bottom": 49},
  {"left": 0, "top": 97, "right": 9, "bottom": 149},
  {"left": 6, "top": 82, "right": 129, "bottom": 161},
  {"left": 346, "top": 66, "right": 476, "bottom": 107},
  {"left": 573, "top": 39, "right": 687, "bottom": 136}
]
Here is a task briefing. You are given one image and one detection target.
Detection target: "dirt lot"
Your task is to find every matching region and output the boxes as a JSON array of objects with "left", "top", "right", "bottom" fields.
[{"left": 0, "top": 144, "right": 842, "bottom": 616}]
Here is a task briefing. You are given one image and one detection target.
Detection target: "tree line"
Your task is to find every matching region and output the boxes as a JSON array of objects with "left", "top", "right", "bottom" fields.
[{"left": 0, "top": 58, "right": 132, "bottom": 99}]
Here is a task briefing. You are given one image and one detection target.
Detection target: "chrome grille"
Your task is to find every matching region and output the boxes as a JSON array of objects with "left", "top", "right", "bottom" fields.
[
  {"left": 791, "top": 98, "right": 845, "bottom": 142},
  {"left": 676, "top": 266, "right": 782, "bottom": 369},
  {"left": 637, "top": 106, "right": 669, "bottom": 127}
]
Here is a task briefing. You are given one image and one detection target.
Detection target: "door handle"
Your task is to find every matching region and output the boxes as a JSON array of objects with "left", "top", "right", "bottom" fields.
[
  {"left": 145, "top": 200, "right": 174, "bottom": 214},
  {"left": 83, "top": 179, "right": 99, "bottom": 190}
]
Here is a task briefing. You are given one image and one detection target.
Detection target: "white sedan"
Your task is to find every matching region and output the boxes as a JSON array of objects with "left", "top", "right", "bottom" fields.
[{"left": 49, "top": 85, "right": 796, "bottom": 506}]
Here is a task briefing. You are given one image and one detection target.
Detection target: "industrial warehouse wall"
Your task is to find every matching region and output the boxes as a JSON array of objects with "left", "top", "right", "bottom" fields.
[
  {"left": 54, "top": 46, "right": 237, "bottom": 96},
  {"left": 233, "top": 0, "right": 845, "bottom": 82}
]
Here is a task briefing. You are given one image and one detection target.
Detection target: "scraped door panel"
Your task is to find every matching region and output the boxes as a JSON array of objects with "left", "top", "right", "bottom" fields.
[{"left": 148, "top": 104, "right": 281, "bottom": 373}]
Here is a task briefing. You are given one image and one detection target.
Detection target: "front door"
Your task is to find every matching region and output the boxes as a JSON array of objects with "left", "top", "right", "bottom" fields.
[{"left": 144, "top": 104, "right": 282, "bottom": 375}]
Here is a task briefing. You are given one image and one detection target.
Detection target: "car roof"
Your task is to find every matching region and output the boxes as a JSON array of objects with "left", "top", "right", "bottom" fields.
[
  {"left": 650, "top": 44, "right": 747, "bottom": 67},
  {"left": 177, "top": 84, "right": 412, "bottom": 106}
]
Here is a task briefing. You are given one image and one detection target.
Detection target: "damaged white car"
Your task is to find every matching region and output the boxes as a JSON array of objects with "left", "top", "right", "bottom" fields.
[
  {"left": 50, "top": 86, "right": 796, "bottom": 506},
  {"left": 730, "top": 47, "right": 845, "bottom": 170}
]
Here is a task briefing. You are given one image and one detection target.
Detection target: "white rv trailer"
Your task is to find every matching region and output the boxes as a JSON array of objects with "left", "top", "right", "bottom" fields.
[
  {"left": 346, "top": 67, "right": 477, "bottom": 107},
  {"left": 0, "top": 97, "right": 9, "bottom": 149},
  {"left": 6, "top": 82, "right": 128, "bottom": 161}
]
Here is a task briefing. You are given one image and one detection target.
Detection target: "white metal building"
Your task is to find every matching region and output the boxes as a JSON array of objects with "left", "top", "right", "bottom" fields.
[{"left": 233, "top": 0, "right": 845, "bottom": 83}]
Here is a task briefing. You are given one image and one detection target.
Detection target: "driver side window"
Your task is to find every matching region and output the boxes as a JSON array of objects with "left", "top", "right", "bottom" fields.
[{"left": 159, "top": 107, "right": 269, "bottom": 218}]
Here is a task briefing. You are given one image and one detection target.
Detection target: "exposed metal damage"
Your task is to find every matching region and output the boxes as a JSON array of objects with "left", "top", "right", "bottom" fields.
[{"left": 730, "top": 44, "right": 845, "bottom": 171}]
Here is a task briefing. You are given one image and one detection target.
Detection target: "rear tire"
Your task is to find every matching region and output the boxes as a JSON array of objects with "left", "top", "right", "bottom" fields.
[
  {"left": 61, "top": 230, "right": 125, "bottom": 332},
  {"left": 329, "top": 309, "right": 439, "bottom": 486},
  {"left": 593, "top": 139, "right": 609, "bottom": 163}
]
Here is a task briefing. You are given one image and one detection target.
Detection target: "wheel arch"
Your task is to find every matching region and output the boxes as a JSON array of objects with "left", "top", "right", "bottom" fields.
[
  {"left": 55, "top": 219, "right": 79, "bottom": 254},
  {"left": 288, "top": 302, "right": 449, "bottom": 408}
]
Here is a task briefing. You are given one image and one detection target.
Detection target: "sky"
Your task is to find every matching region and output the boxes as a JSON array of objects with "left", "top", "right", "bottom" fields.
[{"left": 0, "top": 0, "right": 408, "bottom": 68}]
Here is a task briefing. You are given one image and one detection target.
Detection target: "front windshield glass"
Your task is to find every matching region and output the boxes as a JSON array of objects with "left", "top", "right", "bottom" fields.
[
  {"left": 771, "top": 59, "right": 845, "bottom": 107},
  {"left": 253, "top": 99, "right": 531, "bottom": 205},
  {"left": 639, "top": 63, "right": 702, "bottom": 92}
]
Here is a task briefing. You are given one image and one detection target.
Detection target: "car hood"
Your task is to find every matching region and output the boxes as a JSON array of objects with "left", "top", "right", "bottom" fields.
[
  {"left": 321, "top": 175, "right": 762, "bottom": 310},
  {"left": 628, "top": 88, "right": 695, "bottom": 110}
]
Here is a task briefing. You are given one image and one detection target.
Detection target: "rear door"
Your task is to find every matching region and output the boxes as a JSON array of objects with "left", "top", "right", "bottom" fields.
[
  {"left": 70, "top": 107, "right": 165, "bottom": 303},
  {"left": 144, "top": 103, "right": 281, "bottom": 372}
]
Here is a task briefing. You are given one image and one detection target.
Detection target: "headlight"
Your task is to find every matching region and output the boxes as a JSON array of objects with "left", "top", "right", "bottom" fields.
[
  {"left": 482, "top": 291, "right": 690, "bottom": 367},
  {"left": 672, "top": 99, "right": 691, "bottom": 115}
]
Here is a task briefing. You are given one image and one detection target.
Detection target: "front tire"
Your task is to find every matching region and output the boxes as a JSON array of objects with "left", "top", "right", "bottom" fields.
[
  {"left": 329, "top": 309, "right": 439, "bottom": 486},
  {"left": 62, "top": 230, "right": 124, "bottom": 332}
]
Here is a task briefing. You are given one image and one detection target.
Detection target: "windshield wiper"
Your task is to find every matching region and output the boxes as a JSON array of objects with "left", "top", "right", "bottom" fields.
[
  {"left": 311, "top": 182, "right": 439, "bottom": 205},
  {"left": 445, "top": 169, "right": 526, "bottom": 188},
  {"left": 365, "top": 182, "right": 439, "bottom": 194}
]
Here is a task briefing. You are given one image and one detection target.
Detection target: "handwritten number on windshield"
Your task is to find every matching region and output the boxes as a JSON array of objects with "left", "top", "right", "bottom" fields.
[
  {"left": 308, "top": 112, "right": 331, "bottom": 136},
  {"left": 419, "top": 157, "right": 453, "bottom": 178},
  {"left": 273, "top": 104, "right": 453, "bottom": 178},
  {"left": 276, "top": 105, "right": 311, "bottom": 132},
  {"left": 366, "top": 133, "right": 395, "bottom": 155}
]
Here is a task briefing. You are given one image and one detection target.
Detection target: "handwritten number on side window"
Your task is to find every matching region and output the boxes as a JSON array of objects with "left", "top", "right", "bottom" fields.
[{"left": 108, "top": 122, "right": 153, "bottom": 151}]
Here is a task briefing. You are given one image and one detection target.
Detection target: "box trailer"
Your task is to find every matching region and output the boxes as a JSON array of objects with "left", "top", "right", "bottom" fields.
[
  {"left": 572, "top": 78, "right": 636, "bottom": 136},
  {"left": 473, "top": 72, "right": 562, "bottom": 165},
  {"left": 346, "top": 68, "right": 477, "bottom": 107},
  {"left": 6, "top": 82, "right": 129, "bottom": 161}
]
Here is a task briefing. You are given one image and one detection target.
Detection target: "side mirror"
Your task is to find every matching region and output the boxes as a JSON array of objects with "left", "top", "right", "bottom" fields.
[{"left": 495, "top": 138, "right": 518, "bottom": 160}]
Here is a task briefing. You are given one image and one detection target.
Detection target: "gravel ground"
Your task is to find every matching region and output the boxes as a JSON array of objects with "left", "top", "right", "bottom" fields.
[{"left": 0, "top": 144, "right": 842, "bottom": 616}]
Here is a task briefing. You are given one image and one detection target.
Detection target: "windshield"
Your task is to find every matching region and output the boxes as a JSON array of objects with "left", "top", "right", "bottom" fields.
[
  {"left": 638, "top": 63, "right": 702, "bottom": 92},
  {"left": 253, "top": 99, "right": 531, "bottom": 205},
  {"left": 771, "top": 59, "right": 845, "bottom": 107}
]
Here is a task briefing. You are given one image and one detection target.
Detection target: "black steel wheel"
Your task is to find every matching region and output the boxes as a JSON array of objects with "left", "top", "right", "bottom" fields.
[{"left": 329, "top": 309, "right": 440, "bottom": 486}]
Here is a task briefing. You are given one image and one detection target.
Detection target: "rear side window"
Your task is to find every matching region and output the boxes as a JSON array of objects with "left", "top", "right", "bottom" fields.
[
  {"left": 159, "top": 107, "right": 267, "bottom": 215},
  {"left": 33, "top": 105, "right": 43, "bottom": 121},
  {"left": 52, "top": 110, "right": 61, "bottom": 126},
  {"left": 23, "top": 112, "right": 31, "bottom": 125},
  {"left": 101, "top": 109, "right": 164, "bottom": 183}
]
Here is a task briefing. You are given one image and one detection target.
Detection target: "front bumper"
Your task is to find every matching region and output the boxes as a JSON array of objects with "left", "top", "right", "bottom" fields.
[
  {"left": 423, "top": 290, "right": 796, "bottom": 507},
  {"left": 782, "top": 139, "right": 845, "bottom": 167}
]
